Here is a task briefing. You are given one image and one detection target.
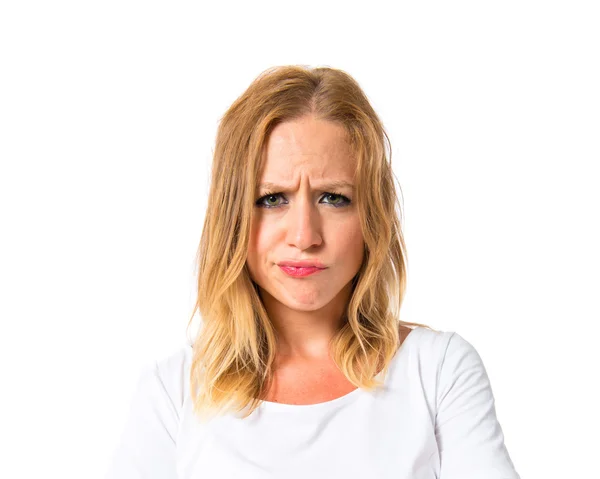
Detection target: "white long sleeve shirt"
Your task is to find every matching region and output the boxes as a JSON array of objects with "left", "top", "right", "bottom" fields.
[{"left": 105, "top": 326, "right": 520, "bottom": 478}]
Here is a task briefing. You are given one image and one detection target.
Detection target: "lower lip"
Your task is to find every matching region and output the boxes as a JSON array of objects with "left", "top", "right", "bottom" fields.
[{"left": 278, "top": 266, "right": 325, "bottom": 277}]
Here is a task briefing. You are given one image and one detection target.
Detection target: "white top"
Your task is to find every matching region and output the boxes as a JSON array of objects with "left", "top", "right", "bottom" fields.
[{"left": 105, "top": 326, "right": 520, "bottom": 479}]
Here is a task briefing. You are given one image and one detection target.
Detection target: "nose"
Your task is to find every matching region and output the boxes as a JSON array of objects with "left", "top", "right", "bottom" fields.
[{"left": 285, "top": 194, "right": 323, "bottom": 250}]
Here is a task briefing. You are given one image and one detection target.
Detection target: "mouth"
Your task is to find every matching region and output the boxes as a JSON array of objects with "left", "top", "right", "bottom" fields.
[
  {"left": 277, "top": 260, "right": 326, "bottom": 269},
  {"left": 278, "top": 265, "right": 326, "bottom": 277}
]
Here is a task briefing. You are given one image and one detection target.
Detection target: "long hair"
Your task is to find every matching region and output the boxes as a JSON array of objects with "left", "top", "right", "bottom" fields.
[{"left": 186, "top": 65, "right": 432, "bottom": 422}]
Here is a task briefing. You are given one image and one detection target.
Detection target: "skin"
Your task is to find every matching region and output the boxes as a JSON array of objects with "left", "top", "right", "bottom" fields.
[{"left": 246, "top": 114, "right": 364, "bottom": 363}]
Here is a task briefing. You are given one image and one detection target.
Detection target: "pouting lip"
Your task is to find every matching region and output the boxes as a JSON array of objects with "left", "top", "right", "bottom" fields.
[{"left": 278, "top": 260, "right": 326, "bottom": 269}]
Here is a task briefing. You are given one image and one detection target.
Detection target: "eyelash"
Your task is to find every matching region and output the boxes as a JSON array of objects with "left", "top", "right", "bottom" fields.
[{"left": 255, "top": 190, "right": 352, "bottom": 209}]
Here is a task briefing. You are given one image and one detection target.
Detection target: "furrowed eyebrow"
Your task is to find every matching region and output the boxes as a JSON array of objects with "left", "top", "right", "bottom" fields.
[{"left": 258, "top": 180, "right": 355, "bottom": 192}]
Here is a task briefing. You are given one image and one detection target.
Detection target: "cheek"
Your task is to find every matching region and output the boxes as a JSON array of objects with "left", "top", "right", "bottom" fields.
[
  {"left": 247, "top": 216, "right": 275, "bottom": 269},
  {"left": 249, "top": 213, "right": 364, "bottom": 264},
  {"left": 248, "top": 217, "right": 268, "bottom": 254},
  {"left": 334, "top": 219, "right": 364, "bottom": 262}
]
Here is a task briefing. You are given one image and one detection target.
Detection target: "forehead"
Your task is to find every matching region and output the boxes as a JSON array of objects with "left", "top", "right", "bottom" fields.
[{"left": 260, "top": 117, "right": 355, "bottom": 181}]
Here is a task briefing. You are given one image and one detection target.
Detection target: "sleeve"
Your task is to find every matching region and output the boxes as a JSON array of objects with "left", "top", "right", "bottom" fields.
[
  {"left": 105, "top": 361, "right": 180, "bottom": 479},
  {"left": 435, "top": 332, "right": 521, "bottom": 479}
]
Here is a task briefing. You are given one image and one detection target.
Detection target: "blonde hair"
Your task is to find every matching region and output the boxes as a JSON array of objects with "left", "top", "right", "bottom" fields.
[{"left": 186, "top": 65, "right": 432, "bottom": 422}]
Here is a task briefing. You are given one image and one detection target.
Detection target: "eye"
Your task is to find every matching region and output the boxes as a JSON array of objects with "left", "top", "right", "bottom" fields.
[
  {"left": 323, "top": 193, "right": 347, "bottom": 206},
  {"left": 259, "top": 192, "right": 283, "bottom": 208},
  {"left": 255, "top": 191, "right": 351, "bottom": 209}
]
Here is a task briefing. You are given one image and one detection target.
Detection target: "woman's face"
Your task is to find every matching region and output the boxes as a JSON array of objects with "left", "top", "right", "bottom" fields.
[{"left": 246, "top": 115, "right": 364, "bottom": 312}]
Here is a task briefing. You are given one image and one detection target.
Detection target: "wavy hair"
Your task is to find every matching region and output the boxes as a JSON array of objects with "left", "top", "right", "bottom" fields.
[{"left": 186, "top": 65, "right": 432, "bottom": 422}]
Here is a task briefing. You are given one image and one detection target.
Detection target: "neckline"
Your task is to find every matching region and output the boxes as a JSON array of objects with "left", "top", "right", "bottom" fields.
[
  {"left": 259, "top": 380, "right": 364, "bottom": 413},
  {"left": 256, "top": 326, "right": 420, "bottom": 414}
]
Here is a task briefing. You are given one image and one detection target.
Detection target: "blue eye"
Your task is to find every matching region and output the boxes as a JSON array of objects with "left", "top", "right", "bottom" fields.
[{"left": 255, "top": 191, "right": 351, "bottom": 209}]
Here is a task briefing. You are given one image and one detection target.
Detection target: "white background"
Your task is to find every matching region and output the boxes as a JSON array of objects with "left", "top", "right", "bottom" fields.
[{"left": 1, "top": 1, "right": 598, "bottom": 478}]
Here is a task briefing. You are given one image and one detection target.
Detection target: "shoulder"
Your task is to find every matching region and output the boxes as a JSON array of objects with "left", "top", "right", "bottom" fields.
[
  {"left": 407, "top": 327, "right": 490, "bottom": 402},
  {"left": 400, "top": 324, "right": 456, "bottom": 352},
  {"left": 148, "top": 341, "right": 194, "bottom": 412},
  {"left": 400, "top": 325, "right": 480, "bottom": 374},
  {"left": 107, "top": 344, "right": 194, "bottom": 476}
]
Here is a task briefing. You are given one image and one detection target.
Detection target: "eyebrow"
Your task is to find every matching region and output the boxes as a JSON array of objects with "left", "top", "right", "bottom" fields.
[{"left": 258, "top": 180, "right": 355, "bottom": 192}]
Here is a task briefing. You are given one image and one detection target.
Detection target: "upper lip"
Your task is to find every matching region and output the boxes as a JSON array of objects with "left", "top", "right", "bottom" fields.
[{"left": 278, "top": 260, "right": 326, "bottom": 269}]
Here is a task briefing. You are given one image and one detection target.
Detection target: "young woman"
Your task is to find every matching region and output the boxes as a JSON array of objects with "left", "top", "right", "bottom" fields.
[{"left": 106, "top": 65, "right": 520, "bottom": 479}]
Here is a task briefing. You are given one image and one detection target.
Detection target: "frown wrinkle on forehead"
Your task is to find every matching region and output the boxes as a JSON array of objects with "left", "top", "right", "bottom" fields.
[
  {"left": 259, "top": 180, "right": 355, "bottom": 193},
  {"left": 259, "top": 117, "right": 357, "bottom": 194}
]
